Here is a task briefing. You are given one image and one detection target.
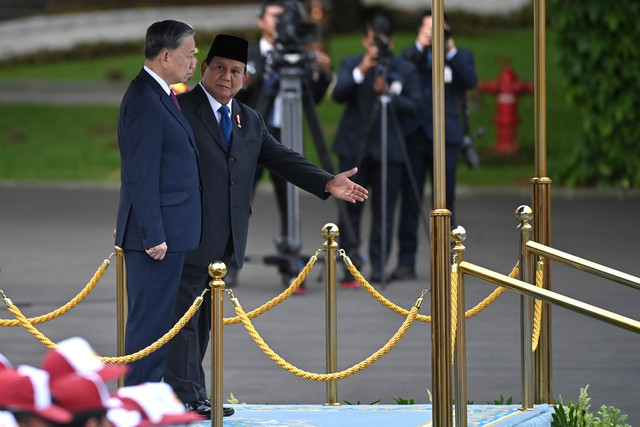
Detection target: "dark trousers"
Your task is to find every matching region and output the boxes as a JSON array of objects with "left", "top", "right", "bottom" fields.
[
  {"left": 164, "top": 240, "right": 236, "bottom": 403},
  {"left": 123, "top": 250, "right": 185, "bottom": 386},
  {"left": 396, "top": 140, "right": 459, "bottom": 268},
  {"left": 338, "top": 155, "right": 402, "bottom": 273}
]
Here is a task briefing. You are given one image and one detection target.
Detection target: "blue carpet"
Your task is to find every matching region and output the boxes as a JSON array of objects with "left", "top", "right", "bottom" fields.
[{"left": 193, "top": 404, "right": 554, "bottom": 426}]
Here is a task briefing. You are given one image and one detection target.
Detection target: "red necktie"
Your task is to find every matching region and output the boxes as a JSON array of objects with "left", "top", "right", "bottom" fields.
[{"left": 169, "top": 91, "right": 181, "bottom": 111}]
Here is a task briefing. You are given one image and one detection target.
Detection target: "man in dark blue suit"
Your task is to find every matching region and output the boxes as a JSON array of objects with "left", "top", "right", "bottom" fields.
[
  {"left": 391, "top": 11, "right": 477, "bottom": 281},
  {"left": 163, "top": 34, "right": 367, "bottom": 417},
  {"left": 115, "top": 20, "right": 201, "bottom": 386},
  {"left": 332, "top": 13, "right": 421, "bottom": 284}
]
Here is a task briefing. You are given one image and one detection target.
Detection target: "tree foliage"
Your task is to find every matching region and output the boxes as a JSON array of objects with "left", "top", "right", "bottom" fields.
[{"left": 550, "top": 0, "right": 640, "bottom": 188}]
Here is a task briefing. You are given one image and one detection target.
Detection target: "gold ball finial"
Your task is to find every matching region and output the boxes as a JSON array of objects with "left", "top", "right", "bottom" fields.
[
  {"left": 322, "top": 223, "right": 339, "bottom": 239},
  {"left": 208, "top": 261, "right": 227, "bottom": 280},
  {"left": 450, "top": 225, "right": 467, "bottom": 244},
  {"left": 515, "top": 205, "right": 533, "bottom": 223}
]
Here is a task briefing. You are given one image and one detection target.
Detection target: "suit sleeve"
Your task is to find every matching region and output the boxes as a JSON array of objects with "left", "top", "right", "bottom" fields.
[
  {"left": 390, "top": 60, "right": 421, "bottom": 117},
  {"left": 332, "top": 57, "right": 360, "bottom": 104},
  {"left": 119, "top": 94, "right": 166, "bottom": 249},
  {"left": 449, "top": 49, "right": 477, "bottom": 90},
  {"left": 255, "top": 115, "right": 333, "bottom": 198}
]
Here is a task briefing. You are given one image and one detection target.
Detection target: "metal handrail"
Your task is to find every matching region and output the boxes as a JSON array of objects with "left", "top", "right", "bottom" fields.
[
  {"left": 526, "top": 241, "right": 640, "bottom": 291},
  {"left": 459, "top": 261, "right": 640, "bottom": 334}
]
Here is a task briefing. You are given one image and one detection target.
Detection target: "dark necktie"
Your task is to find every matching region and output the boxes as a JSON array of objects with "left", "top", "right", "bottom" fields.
[
  {"left": 169, "top": 90, "right": 181, "bottom": 111},
  {"left": 218, "top": 105, "right": 232, "bottom": 147}
]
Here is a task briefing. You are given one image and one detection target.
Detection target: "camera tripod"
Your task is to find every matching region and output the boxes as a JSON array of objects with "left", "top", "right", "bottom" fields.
[
  {"left": 246, "top": 53, "right": 357, "bottom": 286},
  {"left": 352, "top": 80, "right": 430, "bottom": 289}
]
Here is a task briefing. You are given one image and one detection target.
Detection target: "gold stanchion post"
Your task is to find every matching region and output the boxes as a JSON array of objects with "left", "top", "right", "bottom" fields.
[
  {"left": 209, "top": 261, "right": 226, "bottom": 427},
  {"left": 114, "top": 230, "right": 127, "bottom": 389},
  {"left": 517, "top": 206, "right": 534, "bottom": 409},
  {"left": 431, "top": 0, "right": 453, "bottom": 424},
  {"left": 451, "top": 226, "right": 467, "bottom": 427},
  {"left": 533, "top": 0, "right": 552, "bottom": 404},
  {"left": 322, "top": 223, "right": 341, "bottom": 406}
]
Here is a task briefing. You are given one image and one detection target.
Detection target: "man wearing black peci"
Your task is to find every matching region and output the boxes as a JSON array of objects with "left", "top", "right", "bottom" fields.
[{"left": 164, "top": 33, "right": 367, "bottom": 418}]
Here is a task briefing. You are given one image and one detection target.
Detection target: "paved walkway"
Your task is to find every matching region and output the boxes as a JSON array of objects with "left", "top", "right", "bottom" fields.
[{"left": 0, "top": 183, "right": 639, "bottom": 423}]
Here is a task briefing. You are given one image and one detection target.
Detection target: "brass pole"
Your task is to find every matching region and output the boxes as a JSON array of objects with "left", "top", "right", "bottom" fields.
[
  {"left": 431, "top": 210, "right": 452, "bottom": 426},
  {"left": 323, "top": 224, "right": 341, "bottom": 406},
  {"left": 432, "top": 0, "right": 446, "bottom": 211},
  {"left": 431, "top": 0, "right": 453, "bottom": 425},
  {"left": 516, "top": 206, "right": 534, "bottom": 409},
  {"left": 451, "top": 226, "right": 467, "bottom": 427},
  {"left": 526, "top": 241, "right": 640, "bottom": 291},
  {"left": 459, "top": 261, "right": 640, "bottom": 334},
  {"left": 532, "top": 0, "right": 552, "bottom": 404},
  {"left": 209, "top": 261, "right": 226, "bottom": 427},
  {"left": 114, "top": 237, "right": 127, "bottom": 388}
]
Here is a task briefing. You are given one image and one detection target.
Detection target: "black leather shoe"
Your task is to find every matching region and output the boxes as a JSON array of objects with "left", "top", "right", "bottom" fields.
[
  {"left": 391, "top": 264, "right": 416, "bottom": 281},
  {"left": 185, "top": 400, "right": 234, "bottom": 417}
]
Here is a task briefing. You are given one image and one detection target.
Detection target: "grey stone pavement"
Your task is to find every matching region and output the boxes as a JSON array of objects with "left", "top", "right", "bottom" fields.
[{"left": 1, "top": 183, "right": 640, "bottom": 424}]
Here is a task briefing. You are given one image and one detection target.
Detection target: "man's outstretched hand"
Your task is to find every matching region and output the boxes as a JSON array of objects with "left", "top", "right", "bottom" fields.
[{"left": 325, "top": 167, "right": 368, "bottom": 203}]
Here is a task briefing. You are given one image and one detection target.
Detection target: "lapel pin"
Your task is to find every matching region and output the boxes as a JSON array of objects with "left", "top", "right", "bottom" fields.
[{"left": 235, "top": 114, "right": 242, "bottom": 128}]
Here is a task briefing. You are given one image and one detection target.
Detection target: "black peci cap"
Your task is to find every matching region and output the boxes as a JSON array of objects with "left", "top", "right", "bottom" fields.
[{"left": 205, "top": 34, "right": 248, "bottom": 64}]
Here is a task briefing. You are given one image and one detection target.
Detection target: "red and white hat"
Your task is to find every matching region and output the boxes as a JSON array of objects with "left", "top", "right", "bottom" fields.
[
  {"left": 109, "top": 383, "right": 204, "bottom": 427},
  {"left": 0, "top": 365, "right": 72, "bottom": 424},
  {"left": 41, "top": 337, "right": 128, "bottom": 384},
  {"left": 0, "top": 354, "right": 12, "bottom": 371},
  {"left": 50, "top": 372, "right": 122, "bottom": 414},
  {"left": 0, "top": 411, "right": 18, "bottom": 427}
]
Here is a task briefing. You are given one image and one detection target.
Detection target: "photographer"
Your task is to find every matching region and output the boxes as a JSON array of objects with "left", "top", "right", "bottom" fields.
[
  {"left": 390, "top": 10, "right": 477, "bottom": 281},
  {"left": 236, "top": 0, "right": 333, "bottom": 287},
  {"left": 332, "top": 13, "right": 420, "bottom": 284}
]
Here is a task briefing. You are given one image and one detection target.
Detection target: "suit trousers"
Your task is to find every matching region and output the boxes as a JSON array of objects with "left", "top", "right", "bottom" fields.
[
  {"left": 164, "top": 239, "right": 236, "bottom": 403},
  {"left": 123, "top": 250, "right": 186, "bottom": 386},
  {"left": 396, "top": 141, "right": 459, "bottom": 268},
  {"left": 338, "top": 155, "right": 402, "bottom": 274}
]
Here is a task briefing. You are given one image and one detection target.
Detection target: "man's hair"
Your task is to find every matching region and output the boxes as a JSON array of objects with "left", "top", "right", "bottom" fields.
[
  {"left": 144, "top": 20, "right": 196, "bottom": 60},
  {"left": 257, "top": 0, "right": 283, "bottom": 18},
  {"left": 363, "top": 13, "right": 392, "bottom": 38},
  {"left": 419, "top": 9, "right": 449, "bottom": 28},
  {"left": 65, "top": 410, "right": 108, "bottom": 427}
]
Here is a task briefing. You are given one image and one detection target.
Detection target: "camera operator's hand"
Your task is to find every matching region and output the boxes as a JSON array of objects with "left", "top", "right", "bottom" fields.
[
  {"left": 445, "top": 37, "right": 456, "bottom": 53},
  {"left": 357, "top": 42, "right": 378, "bottom": 76},
  {"left": 416, "top": 14, "right": 454, "bottom": 51},
  {"left": 373, "top": 75, "right": 389, "bottom": 95},
  {"left": 314, "top": 50, "right": 332, "bottom": 74}
]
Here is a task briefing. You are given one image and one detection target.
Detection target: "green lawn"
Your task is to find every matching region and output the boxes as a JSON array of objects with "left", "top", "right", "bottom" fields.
[{"left": 0, "top": 29, "right": 580, "bottom": 184}]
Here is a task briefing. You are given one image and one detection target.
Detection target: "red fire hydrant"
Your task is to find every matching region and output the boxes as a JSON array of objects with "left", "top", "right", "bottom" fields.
[{"left": 477, "top": 60, "right": 534, "bottom": 155}]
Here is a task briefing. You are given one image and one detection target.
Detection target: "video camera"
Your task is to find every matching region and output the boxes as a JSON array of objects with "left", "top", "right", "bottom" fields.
[
  {"left": 373, "top": 33, "right": 393, "bottom": 73},
  {"left": 275, "top": 0, "right": 318, "bottom": 54}
]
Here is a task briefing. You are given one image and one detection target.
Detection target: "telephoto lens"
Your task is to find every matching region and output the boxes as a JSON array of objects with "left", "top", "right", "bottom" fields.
[{"left": 461, "top": 135, "right": 480, "bottom": 169}]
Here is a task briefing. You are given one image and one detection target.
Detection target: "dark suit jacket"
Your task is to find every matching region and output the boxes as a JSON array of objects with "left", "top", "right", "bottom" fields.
[
  {"left": 115, "top": 68, "right": 202, "bottom": 253},
  {"left": 178, "top": 84, "right": 333, "bottom": 268},
  {"left": 401, "top": 45, "right": 477, "bottom": 149},
  {"left": 331, "top": 54, "right": 421, "bottom": 163}
]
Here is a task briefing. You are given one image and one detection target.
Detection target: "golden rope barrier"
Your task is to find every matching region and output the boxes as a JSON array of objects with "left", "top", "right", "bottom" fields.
[
  {"left": 0, "top": 255, "right": 113, "bottom": 327},
  {"left": 2, "top": 292, "right": 56, "bottom": 349},
  {"left": 230, "top": 289, "right": 425, "bottom": 381},
  {"left": 451, "top": 267, "right": 458, "bottom": 360},
  {"left": 342, "top": 251, "right": 432, "bottom": 323},
  {"left": 343, "top": 251, "right": 520, "bottom": 322},
  {"left": 532, "top": 260, "right": 544, "bottom": 351},
  {"left": 222, "top": 250, "right": 321, "bottom": 325},
  {"left": 1, "top": 288, "right": 206, "bottom": 364}
]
